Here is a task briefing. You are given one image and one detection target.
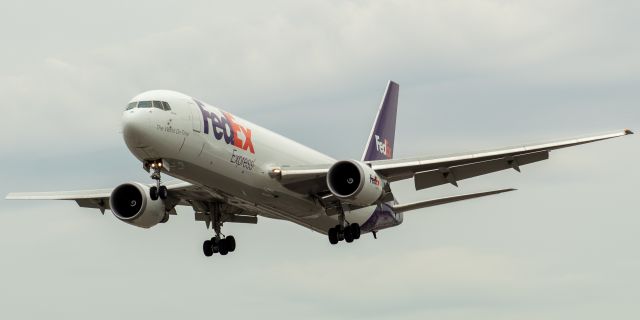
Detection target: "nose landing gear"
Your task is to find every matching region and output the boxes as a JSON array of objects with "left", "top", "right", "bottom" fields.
[{"left": 146, "top": 160, "right": 168, "bottom": 200}]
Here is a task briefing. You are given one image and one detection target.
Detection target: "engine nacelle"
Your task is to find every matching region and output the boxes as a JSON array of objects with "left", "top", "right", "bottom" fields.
[
  {"left": 109, "top": 182, "right": 167, "bottom": 228},
  {"left": 327, "top": 160, "right": 386, "bottom": 206}
]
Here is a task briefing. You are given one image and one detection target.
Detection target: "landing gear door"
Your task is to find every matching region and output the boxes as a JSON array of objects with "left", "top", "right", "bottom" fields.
[{"left": 187, "top": 100, "right": 202, "bottom": 133}]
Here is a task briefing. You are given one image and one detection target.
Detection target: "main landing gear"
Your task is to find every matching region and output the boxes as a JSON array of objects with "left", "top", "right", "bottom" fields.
[
  {"left": 147, "top": 160, "right": 168, "bottom": 201},
  {"left": 202, "top": 202, "right": 237, "bottom": 257},
  {"left": 327, "top": 210, "right": 361, "bottom": 245},
  {"left": 328, "top": 223, "right": 361, "bottom": 245},
  {"left": 203, "top": 235, "right": 236, "bottom": 257}
]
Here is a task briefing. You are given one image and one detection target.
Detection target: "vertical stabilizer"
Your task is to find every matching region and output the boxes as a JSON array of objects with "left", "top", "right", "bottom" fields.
[{"left": 362, "top": 81, "right": 399, "bottom": 161}]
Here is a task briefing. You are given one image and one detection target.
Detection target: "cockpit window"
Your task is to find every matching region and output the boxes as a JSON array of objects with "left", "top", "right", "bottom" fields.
[
  {"left": 126, "top": 100, "right": 171, "bottom": 111},
  {"left": 138, "top": 101, "right": 152, "bottom": 108},
  {"left": 152, "top": 101, "right": 164, "bottom": 110}
]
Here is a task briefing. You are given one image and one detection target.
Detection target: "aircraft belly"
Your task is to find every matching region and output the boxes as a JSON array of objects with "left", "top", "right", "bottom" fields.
[
  {"left": 163, "top": 157, "right": 323, "bottom": 218},
  {"left": 162, "top": 145, "right": 396, "bottom": 234},
  {"left": 159, "top": 107, "right": 346, "bottom": 234}
]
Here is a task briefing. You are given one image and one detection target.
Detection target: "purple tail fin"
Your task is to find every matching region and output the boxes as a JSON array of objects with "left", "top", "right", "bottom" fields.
[{"left": 362, "top": 81, "right": 399, "bottom": 161}]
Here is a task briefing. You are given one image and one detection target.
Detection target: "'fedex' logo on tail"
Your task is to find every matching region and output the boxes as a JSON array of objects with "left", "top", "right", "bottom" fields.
[
  {"left": 195, "top": 100, "right": 255, "bottom": 154},
  {"left": 374, "top": 135, "right": 391, "bottom": 158}
]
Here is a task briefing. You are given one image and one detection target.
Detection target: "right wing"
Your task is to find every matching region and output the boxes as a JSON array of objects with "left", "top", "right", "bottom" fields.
[
  {"left": 371, "top": 129, "right": 633, "bottom": 187},
  {"left": 276, "top": 129, "right": 633, "bottom": 193}
]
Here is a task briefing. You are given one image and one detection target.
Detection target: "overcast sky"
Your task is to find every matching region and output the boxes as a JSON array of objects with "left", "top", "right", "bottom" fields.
[{"left": 1, "top": 1, "right": 639, "bottom": 319}]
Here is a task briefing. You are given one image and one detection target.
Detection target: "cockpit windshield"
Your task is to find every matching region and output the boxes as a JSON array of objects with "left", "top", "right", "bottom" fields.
[
  {"left": 125, "top": 100, "right": 171, "bottom": 111},
  {"left": 138, "top": 101, "right": 152, "bottom": 108}
]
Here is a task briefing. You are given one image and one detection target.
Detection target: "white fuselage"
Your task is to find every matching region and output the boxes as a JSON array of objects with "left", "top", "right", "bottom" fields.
[{"left": 122, "top": 90, "right": 402, "bottom": 234}]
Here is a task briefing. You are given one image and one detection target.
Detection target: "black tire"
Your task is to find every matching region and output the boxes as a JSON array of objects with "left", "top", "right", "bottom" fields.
[
  {"left": 328, "top": 228, "right": 339, "bottom": 245},
  {"left": 344, "top": 226, "right": 354, "bottom": 243},
  {"left": 219, "top": 239, "right": 229, "bottom": 255},
  {"left": 202, "top": 240, "right": 213, "bottom": 257},
  {"left": 150, "top": 186, "right": 159, "bottom": 200},
  {"left": 226, "top": 236, "right": 236, "bottom": 252},
  {"left": 351, "top": 223, "right": 361, "bottom": 240},
  {"left": 158, "top": 186, "right": 168, "bottom": 200},
  {"left": 211, "top": 237, "right": 219, "bottom": 253}
]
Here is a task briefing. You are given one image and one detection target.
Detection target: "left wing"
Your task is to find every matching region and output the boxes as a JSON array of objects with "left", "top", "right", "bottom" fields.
[{"left": 276, "top": 129, "right": 633, "bottom": 194}]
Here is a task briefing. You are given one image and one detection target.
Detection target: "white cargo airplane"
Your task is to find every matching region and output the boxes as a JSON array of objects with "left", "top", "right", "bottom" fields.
[{"left": 6, "top": 81, "right": 633, "bottom": 257}]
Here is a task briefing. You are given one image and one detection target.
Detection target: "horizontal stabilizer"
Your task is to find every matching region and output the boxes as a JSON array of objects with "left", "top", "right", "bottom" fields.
[{"left": 392, "top": 188, "right": 516, "bottom": 213}]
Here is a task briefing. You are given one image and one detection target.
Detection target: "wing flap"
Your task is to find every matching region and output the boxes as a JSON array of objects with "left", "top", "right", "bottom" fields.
[
  {"left": 414, "top": 151, "right": 548, "bottom": 190},
  {"left": 75, "top": 198, "right": 110, "bottom": 212},
  {"left": 272, "top": 165, "right": 331, "bottom": 194}
]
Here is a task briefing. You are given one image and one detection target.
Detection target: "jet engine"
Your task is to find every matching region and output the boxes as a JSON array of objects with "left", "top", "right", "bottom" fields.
[
  {"left": 109, "top": 182, "right": 168, "bottom": 228},
  {"left": 326, "top": 160, "right": 386, "bottom": 206}
]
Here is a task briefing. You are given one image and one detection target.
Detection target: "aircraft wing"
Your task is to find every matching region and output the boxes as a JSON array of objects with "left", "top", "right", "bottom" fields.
[
  {"left": 6, "top": 180, "right": 260, "bottom": 227},
  {"left": 277, "top": 129, "right": 633, "bottom": 193},
  {"left": 5, "top": 180, "right": 212, "bottom": 213}
]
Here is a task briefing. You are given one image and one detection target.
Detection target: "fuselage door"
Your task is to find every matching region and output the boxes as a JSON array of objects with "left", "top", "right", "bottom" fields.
[{"left": 187, "top": 101, "right": 202, "bottom": 133}]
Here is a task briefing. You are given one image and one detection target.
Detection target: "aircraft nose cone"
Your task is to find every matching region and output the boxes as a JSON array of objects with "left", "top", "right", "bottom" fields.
[{"left": 122, "top": 110, "right": 152, "bottom": 148}]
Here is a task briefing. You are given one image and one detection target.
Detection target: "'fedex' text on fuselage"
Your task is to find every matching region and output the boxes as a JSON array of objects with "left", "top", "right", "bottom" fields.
[{"left": 195, "top": 100, "right": 255, "bottom": 154}]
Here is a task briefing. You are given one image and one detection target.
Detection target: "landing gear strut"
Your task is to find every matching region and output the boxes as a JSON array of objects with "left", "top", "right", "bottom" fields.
[
  {"left": 327, "top": 207, "right": 361, "bottom": 245},
  {"left": 202, "top": 202, "right": 237, "bottom": 257},
  {"left": 147, "top": 160, "right": 167, "bottom": 200}
]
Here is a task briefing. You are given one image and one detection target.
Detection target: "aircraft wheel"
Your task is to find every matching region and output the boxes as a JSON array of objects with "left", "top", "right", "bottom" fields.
[
  {"left": 150, "top": 186, "right": 159, "bottom": 200},
  {"left": 351, "top": 223, "right": 361, "bottom": 239},
  {"left": 210, "top": 237, "right": 219, "bottom": 253},
  {"left": 219, "top": 239, "right": 229, "bottom": 255},
  {"left": 158, "top": 186, "right": 168, "bottom": 200},
  {"left": 328, "top": 228, "right": 339, "bottom": 245},
  {"left": 344, "top": 226, "right": 354, "bottom": 243},
  {"left": 203, "top": 240, "right": 213, "bottom": 257},
  {"left": 226, "top": 236, "right": 236, "bottom": 252}
]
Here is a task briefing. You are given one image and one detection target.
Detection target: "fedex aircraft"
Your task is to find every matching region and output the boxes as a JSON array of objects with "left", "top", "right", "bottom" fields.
[{"left": 6, "top": 81, "right": 634, "bottom": 257}]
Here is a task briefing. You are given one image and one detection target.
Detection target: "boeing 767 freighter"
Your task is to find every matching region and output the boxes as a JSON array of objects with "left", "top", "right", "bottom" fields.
[{"left": 6, "top": 81, "right": 634, "bottom": 257}]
